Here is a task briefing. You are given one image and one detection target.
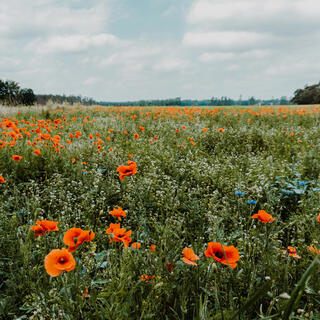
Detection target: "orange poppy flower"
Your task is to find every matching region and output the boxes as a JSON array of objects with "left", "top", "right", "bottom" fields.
[
  {"left": 251, "top": 210, "right": 275, "bottom": 223},
  {"left": 0, "top": 176, "right": 5, "bottom": 183},
  {"left": 72, "top": 158, "right": 76, "bottom": 163},
  {"left": 117, "top": 161, "right": 137, "bottom": 180},
  {"left": 12, "top": 155, "right": 22, "bottom": 161},
  {"left": 131, "top": 242, "right": 141, "bottom": 249},
  {"left": 33, "top": 149, "right": 40, "bottom": 156},
  {"left": 109, "top": 206, "right": 126, "bottom": 221},
  {"left": 176, "top": 129, "right": 180, "bottom": 133},
  {"left": 134, "top": 133, "right": 139, "bottom": 139},
  {"left": 63, "top": 228, "right": 95, "bottom": 252},
  {"left": 182, "top": 248, "right": 199, "bottom": 266},
  {"left": 36, "top": 220, "right": 59, "bottom": 232},
  {"left": 284, "top": 246, "right": 301, "bottom": 259},
  {"left": 202, "top": 128, "right": 208, "bottom": 132},
  {"left": 308, "top": 245, "right": 320, "bottom": 255},
  {"left": 109, "top": 227, "right": 132, "bottom": 247},
  {"left": 106, "top": 223, "right": 121, "bottom": 234},
  {"left": 150, "top": 244, "right": 156, "bottom": 251},
  {"left": 317, "top": 213, "right": 320, "bottom": 223},
  {"left": 218, "top": 128, "right": 224, "bottom": 132},
  {"left": 30, "top": 225, "right": 46, "bottom": 238},
  {"left": 44, "top": 248, "right": 76, "bottom": 277},
  {"left": 204, "top": 242, "right": 240, "bottom": 269},
  {"left": 141, "top": 274, "right": 155, "bottom": 283}
]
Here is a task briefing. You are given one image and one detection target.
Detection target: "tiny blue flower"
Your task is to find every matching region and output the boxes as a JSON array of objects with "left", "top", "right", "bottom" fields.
[
  {"left": 235, "top": 191, "right": 245, "bottom": 196},
  {"left": 83, "top": 172, "right": 88, "bottom": 175},
  {"left": 299, "top": 181, "right": 307, "bottom": 186},
  {"left": 18, "top": 210, "right": 23, "bottom": 216},
  {"left": 90, "top": 139, "right": 94, "bottom": 143},
  {"left": 247, "top": 200, "right": 257, "bottom": 205}
]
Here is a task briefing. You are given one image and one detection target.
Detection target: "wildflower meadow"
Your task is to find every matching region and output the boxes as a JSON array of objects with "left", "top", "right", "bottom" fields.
[{"left": 1, "top": 104, "right": 320, "bottom": 319}]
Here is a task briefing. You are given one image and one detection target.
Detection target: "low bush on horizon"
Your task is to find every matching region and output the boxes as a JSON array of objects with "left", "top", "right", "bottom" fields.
[{"left": 1, "top": 104, "right": 320, "bottom": 319}]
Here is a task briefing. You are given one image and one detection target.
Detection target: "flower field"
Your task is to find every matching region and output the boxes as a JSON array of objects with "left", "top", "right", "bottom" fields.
[{"left": 1, "top": 104, "right": 320, "bottom": 319}]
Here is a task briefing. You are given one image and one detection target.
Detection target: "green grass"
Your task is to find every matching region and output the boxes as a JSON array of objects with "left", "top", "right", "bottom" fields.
[{"left": 1, "top": 104, "right": 320, "bottom": 319}]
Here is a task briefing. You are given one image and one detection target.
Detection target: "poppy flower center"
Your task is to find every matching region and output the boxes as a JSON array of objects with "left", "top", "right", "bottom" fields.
[
  {"left": 215, "top": 251, "right": 224, "bottom": 259},
  {"left": 59, "top": 258, "right": 66, "bottom": 264},
  {"left": 123, "top": 169, "right": 132, "bottom": 174}
]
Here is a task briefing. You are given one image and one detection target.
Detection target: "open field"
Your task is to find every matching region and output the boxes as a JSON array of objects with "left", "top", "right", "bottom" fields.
[{"left": 1, "top": 104, "right": 320, "bottom": 319}]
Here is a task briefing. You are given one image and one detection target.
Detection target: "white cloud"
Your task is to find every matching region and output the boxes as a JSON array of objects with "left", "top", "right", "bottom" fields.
[
  {"left": 183, "top": 31, "right": 274, "bottom": 48},
  {"left": 187, "top": 0, "right": 320, "bottom": 25},
  {"left": 0, "top": 0, "right": 110, "bottom": 38},
  {"left": 153, "top": 57, "right": 189, "bottom": 72},
  {"left": 199, "top": 49, "right": 271, "bottom": 62},
  {"left": 29, "top": 33, "right": 118, "bottom": 54}
]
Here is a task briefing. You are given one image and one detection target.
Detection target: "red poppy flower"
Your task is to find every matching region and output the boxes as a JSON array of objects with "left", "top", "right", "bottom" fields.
[
  {"left": 0, "top": 176, "right": 5, "bottom": 183},
  {"left": 182, "top": 248, "right": 199, "bottom": 266},
  {"left": 204, "top": 242, "right": 240, "bottom": 269},
  {"left": 44, "top": 248, "right": 76, "bottom": 277},
  {"left": 251, "top": 210, "right": 275, "bottom": 223}
]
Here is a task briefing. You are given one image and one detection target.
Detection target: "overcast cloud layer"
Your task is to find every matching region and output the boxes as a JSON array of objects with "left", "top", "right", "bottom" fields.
[{"left": 1, "top": 0, "right": 320, "bottom": 101}]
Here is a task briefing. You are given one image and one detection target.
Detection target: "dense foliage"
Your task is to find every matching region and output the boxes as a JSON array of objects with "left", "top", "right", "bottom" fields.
[
  {"left": 0, "top": 80, "right": 36, "bottom": 106},
  {"left": 1, "top": 105, "right": 320, "bottom": 319},
  {"left": 292, "top": 82, "right": 320, "bottom": 105}
]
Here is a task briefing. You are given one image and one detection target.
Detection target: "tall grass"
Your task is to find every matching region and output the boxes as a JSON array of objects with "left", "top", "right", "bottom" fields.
[{"left": 1, "top": 104, "right": 320, "bottom": 319}]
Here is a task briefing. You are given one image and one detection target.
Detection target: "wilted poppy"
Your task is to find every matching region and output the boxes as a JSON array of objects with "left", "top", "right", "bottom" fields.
[
  {"left": 204, "top": 242, "right": 240, "bottom": 269},
  {"left": 182, "top": 248, "right": 199, "bottom": 266},
  {"left": 44, "top": 248, "right": 76, "bottom": 277},
  {"left": 251, "top": 210, "right": 275, "bottom": 223}
]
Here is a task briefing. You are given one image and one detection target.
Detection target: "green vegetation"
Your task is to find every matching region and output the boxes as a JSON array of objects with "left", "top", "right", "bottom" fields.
[{"left": 1, "top": 105, "right": 320, "bottom": 319}]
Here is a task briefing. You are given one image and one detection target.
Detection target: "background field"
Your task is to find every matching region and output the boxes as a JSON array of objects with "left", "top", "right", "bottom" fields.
[{"left": 1, "top": 104, "right": 320, "bottom": 319}]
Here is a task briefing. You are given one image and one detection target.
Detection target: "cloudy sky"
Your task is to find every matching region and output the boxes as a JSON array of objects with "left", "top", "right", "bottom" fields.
[{"left": 1, "top": 0, "right": 320, "bottom": 101}]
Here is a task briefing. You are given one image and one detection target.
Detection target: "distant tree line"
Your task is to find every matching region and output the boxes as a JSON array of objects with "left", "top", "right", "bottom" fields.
[
  {"left": 37, "top": 94, "right": 97, "bottom": 106},
  {"left": 291, "top": 82, "right": 320, "bottom": 104},
  {"left": 0, "top": 80, "right": 36, "bottom": 106},
  {"left": 7, "top": 77, "right": 320, "bottom": 107},
  {"left": 0, "top": 79, "right": 98, "bottom": 106},
  {"left": 100, "top": 97, "right": 182, "bottom": 106}
]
